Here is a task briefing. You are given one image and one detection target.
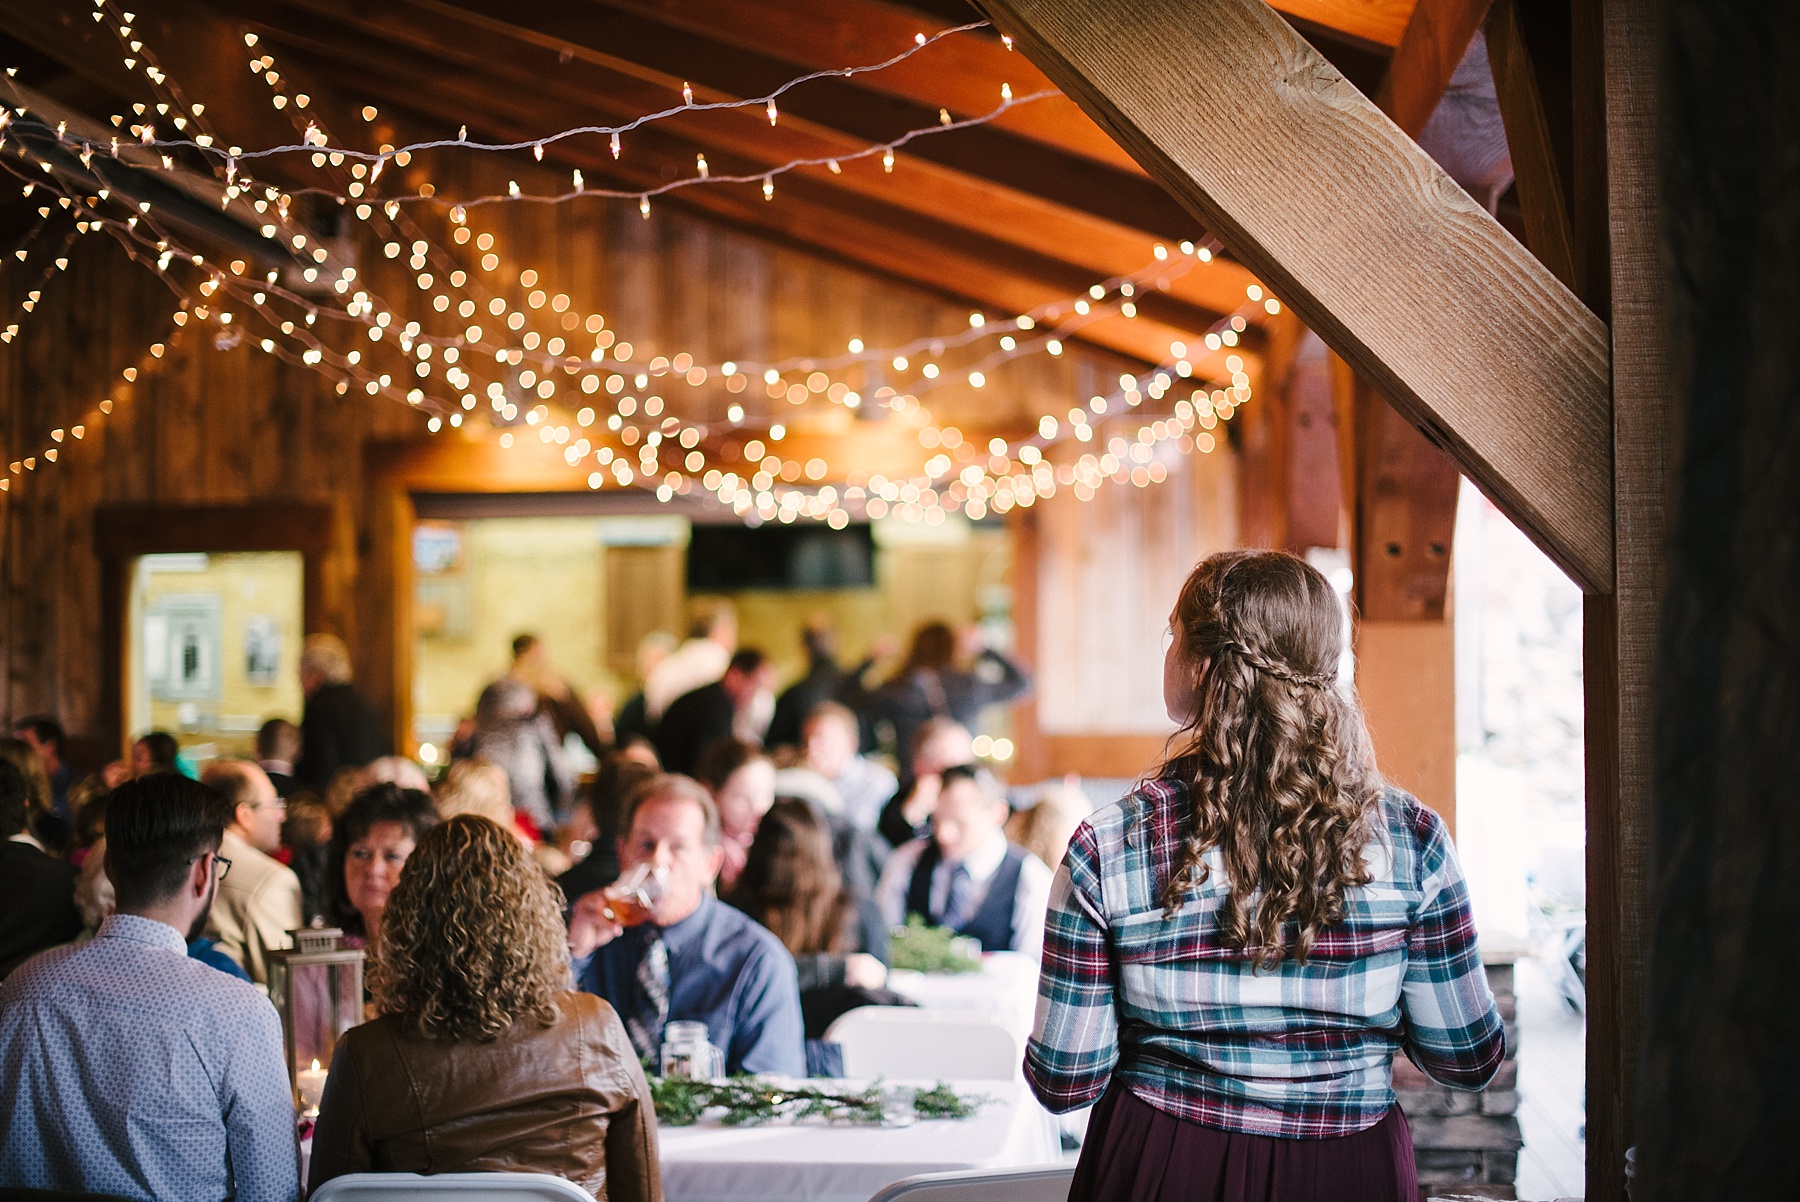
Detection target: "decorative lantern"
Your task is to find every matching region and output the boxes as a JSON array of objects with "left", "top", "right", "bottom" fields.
[{"left": 268, "top": 927, "right": 364, "bottom": 1115}]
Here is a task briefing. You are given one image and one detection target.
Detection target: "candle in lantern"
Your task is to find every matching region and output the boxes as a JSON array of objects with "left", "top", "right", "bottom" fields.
[{"left": 296, "top": 1058, "right": 329, "bottom": 1116}]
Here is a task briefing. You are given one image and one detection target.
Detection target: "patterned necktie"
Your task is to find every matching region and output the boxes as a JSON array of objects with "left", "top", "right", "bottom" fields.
[
  {"left": 626, "top": 932, "right": 670, "bottom": 1062},
  {"left": 941, "top": 863, "right": 976, "bottom": 931}
]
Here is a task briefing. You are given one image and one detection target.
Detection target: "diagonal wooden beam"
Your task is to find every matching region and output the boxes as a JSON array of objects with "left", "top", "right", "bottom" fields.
[
  {"left": 979, "top": 0, "right": 1613, "bottom": 592},
  {"left": 1268, "top": 0, "right": 1418, "bottom": 50}
]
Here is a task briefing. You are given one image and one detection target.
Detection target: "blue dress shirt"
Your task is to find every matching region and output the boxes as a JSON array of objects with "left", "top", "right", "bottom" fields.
[
  {"left": 0, "top": 913, "right": 300, "bottom": 1202},
  {"left": 577, "top": 895, "right": 806, "bottom": 1077}
]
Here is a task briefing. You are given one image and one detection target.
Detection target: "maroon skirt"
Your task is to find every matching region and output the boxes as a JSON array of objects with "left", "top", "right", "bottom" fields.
[{"left": 1067, "top": 1081, "right": 1417, "bottom": 1202}]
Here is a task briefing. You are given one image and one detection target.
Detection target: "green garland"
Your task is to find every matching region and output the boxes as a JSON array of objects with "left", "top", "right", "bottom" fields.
[
  {"left": 887, "top": 915, "right": 983, "bottom": 974},
  {"left": 650, "top": 1075, "right": 987, "bottom": 1127}
]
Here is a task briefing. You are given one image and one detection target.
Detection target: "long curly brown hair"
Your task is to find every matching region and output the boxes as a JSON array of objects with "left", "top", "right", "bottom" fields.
[
  {"left": 1156, "top": 550, "right": 1383, "bottom": 969},
  {"left": 369, "top": 814, "right": 569, "bottom": 1041}
]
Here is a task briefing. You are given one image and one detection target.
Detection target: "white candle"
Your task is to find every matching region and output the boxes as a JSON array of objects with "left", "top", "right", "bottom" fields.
[{"left": 296, "top": 1058, "right": 329, "bottom": 1116}]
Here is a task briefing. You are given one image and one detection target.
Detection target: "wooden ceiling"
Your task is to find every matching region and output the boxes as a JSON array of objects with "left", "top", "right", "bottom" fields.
[{"left": 0, "top": 0, "right": 1416, "bottom": 370}]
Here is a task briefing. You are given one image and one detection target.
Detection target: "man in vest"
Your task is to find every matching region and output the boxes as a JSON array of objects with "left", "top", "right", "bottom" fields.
[{"left": 876, "top": 764, "right": 1054, "bottom": 961}]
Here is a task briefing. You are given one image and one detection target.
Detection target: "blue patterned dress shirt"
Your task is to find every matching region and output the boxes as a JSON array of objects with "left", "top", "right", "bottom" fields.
[
  {"left": 576, "top": 894, "right": 807, "bottom": 1077},
  {"left": 0, "top": 913, "right": 300, "bottom": 1201}
]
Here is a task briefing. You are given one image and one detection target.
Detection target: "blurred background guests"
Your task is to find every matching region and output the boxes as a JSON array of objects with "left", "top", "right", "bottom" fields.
[
  {"left": 655, "top": 648, "right": 775, "bottom": 777},
  {"left": 254, "top": 719, "right": 300, "bottom": 797},
  {"left": 0, "top": 758, "right": 80, "bottom": 980},
  {"left": 324, "top": 755, "right": 432, "bottom": 818},
  {"left": 0, "top": 736, "right": 63, "bottom": 852},
  {"left": 726, "top": 799, "right": 896, "bottom": 1059},
  {"left": 131, "top": 731, "right": 181, "bottom": 780},
  {"left": 799, "top": 702, "right": 896, "bottom": 838},
  {"left": 309, "top": 815, "right": 659, "bottom": 1202},
  {"left": 507, "top": 632, "right": 606, "bottom": 760},
  {"left": 326, "top": 784, "right": 439, "bottom": 949},
  {"left": 613, "top": 631, "right": 678, "bottom": 747},
  {"left": 694, "top": 738, "right": 775, "bottom": 893},
  {"left": 878, "top": 717, "right": 976, "bottom": 850},
  {"left": 199, "top": 760, "right": 301, "bottom": 991},
  {"left": 765, "top": 620, "right": 877, "bottom": 752},
  {"left": 877, "top": 764, "right": 1052, "bottom": 961},
  {"left": 463, "top": 676, "right": 572, "bottom": 833},
  {"left": 644, "top": 602, "right": 737, "bottom": 725},
  {"left": 282, "top": 794, "right": 335, "bottom": 927},
  {"left": 1006, "top": 775, "right": 1093, "bottom": 873},
  {"left": 869, "top": 621, "right": 1030, "bottom": 768},
  {"left": 295, "top": 633, "right": 392, "bottom": 791},
  {"left": 556, "top": 753, "right": 658, "bottom": 906},
  {"left": 11, "top": 716, "right": 71, "bottom": 825}
]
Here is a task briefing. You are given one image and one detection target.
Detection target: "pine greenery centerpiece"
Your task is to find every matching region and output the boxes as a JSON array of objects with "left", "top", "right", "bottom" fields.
[
  {"left": 649, "top": 1076, "right": 987, "bottom": 1127},
  {"left": 887, "top": 915, "right": 983, "bottom": 974}
]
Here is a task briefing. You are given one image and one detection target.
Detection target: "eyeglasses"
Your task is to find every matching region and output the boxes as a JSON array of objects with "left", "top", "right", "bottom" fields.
[{"left": 186, "top": 853, "right": 232, "bottom": 881}]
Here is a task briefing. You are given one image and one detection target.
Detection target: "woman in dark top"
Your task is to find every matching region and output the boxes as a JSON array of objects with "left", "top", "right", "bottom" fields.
[
  {"left": 727, "top": 799, "right": 890, "bottom": 1042},
  {"left": 325, "top": 784, "right": 438, "bottom": 948},
  {"left": 866, "top": 621, "right": 1030, "bottom": 764}
]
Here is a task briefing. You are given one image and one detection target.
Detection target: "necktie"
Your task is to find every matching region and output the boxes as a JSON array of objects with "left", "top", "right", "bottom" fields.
[
  {"left": 941, "top": 863, "right": 976, "bottom": 931},
  {"left": 626, "top": 932, "right": 670, "bottom": 1062}
]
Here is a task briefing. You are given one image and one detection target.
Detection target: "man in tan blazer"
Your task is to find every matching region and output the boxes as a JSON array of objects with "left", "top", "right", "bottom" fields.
[{"left": 201, "top": 760, "right": 302, "bottom": 990}]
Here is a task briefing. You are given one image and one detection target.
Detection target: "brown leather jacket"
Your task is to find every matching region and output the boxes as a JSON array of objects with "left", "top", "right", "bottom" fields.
[{"left": 308, "top": 991, "right": 660, "bottom": 1202}]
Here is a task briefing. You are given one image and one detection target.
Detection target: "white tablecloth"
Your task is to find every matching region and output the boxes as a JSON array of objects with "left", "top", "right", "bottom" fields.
[
  {"left": 656, "top": 1079, "right": 1062, "bottom": 1202},
  {"left": 887, "top": 952, "right": 1041, "bottom": 1041}
]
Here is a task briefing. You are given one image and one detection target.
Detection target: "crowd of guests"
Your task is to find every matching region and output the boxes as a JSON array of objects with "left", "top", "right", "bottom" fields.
[
  {"left": 0, "top": 556, "right": 1508, "bottom": 1202},
  {"left": 0, "top": 608, "right": 1074, "bottom": 1198}
]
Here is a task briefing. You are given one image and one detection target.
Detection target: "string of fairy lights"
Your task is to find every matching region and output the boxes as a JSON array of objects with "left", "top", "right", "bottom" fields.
[{"left": 1, "top": 0, "right": 1275, "bottom": 523}]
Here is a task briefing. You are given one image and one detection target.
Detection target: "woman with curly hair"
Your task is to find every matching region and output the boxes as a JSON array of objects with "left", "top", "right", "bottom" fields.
[
  {"left": 1028, "top": 550, "right": 1505, "bottom": 1202},
  {"left": 308, "top": 814, "right": 659, "bottom": 1201}
]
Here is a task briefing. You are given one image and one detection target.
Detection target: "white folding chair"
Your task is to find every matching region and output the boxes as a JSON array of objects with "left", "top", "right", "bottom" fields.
[
  {"left": 824, "top": 1005, "right": 1020, "bottom": 1081},
  {"left": 866, "top": 1165, "right": 1076, "bottom": 1202},
  {"left": 309, "top": 1172, "right": 596, "bottom": 1202}
]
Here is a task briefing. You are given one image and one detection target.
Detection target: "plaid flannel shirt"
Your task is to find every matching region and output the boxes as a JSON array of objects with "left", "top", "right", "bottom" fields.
[{"left": 1025, "top": 777, "right": 1504, "bottom": 1138}]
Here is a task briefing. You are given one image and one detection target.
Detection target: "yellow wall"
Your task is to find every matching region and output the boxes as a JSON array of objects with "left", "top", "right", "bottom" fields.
[
  {"left": 412, "top": 515, "right": 1012, "bottom": 738},
  {"left": 128, "top": 551, "right": 305, "bottom": 760},
  {"left": 413, "top": 517, "right": 608, "bottom": 738}
]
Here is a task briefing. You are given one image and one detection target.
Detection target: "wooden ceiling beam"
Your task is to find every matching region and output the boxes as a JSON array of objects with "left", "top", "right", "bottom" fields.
[
  {"left": 412, "top": 0, "right": 1202, "bottom": 243},
  {"left": 980, "top": 0, "right": 1612, "bottom": 592},
  {"left": 1268, "top": 0, "right": 1418, "bottom": 51},
  {"left": 213, "top": 0, "right": 1260, "bottom": 323},
  {"left": 578, "top": 0, "right": 1140, "bottom": 173},
  {"left": 270, "top": 41, "right": 1243, "bottom": 373}
]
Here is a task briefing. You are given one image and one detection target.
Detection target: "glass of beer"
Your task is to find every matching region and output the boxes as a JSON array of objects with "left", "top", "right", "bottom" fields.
[{"left": 600, "top": 863, "right": 669, "bottom": 927}]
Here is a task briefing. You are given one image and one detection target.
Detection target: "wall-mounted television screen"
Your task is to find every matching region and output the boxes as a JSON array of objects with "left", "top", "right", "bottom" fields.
[{"left": 686, "top": 523, "right": 875, "bottom": 591}]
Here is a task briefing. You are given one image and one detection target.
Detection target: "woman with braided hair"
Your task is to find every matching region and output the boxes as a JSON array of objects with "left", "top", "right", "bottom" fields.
[{"left": 1027, "top": 550, "right": 1504, "bottom": 1202}]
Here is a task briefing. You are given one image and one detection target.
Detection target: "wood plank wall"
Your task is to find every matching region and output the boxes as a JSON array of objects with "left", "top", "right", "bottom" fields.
[{"left": 0, "top": 148, "right": 1174, "bottom": 747}]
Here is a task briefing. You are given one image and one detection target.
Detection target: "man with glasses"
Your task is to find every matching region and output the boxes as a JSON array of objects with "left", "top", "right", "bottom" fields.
[
  {"left": 202, "top": 759, "right": 303, "bottom": 991},
  {"left": 0, "top": 773, "right": 299, "bottom": 1201}
]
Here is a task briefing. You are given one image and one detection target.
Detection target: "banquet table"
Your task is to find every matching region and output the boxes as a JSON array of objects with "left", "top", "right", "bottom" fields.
[
  {"left": 887, "top": 951, "right": 1041, "bottom": 1041},
  {"left": 655, "top": 1078, "right": 1063, "bottom": 1202}
]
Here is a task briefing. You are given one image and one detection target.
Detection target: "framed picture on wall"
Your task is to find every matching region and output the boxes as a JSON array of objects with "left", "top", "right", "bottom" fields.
[{"left": 245, "top": 615, "right": 282, "bottom": 687}]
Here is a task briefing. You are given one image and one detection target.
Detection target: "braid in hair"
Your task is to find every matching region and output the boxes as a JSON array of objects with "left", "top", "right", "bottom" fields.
[{"left": 1154, "top": 551, "right": 1382, "bottom": 969}]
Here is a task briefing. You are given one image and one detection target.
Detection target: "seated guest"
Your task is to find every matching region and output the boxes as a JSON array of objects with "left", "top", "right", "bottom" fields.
[
  {"left": 877, "top": 717, "right": 976, "bottom": 849},
  {"left": 801, "top": 702, "right": 896, "bottom": 836},
  {"left": 325, "top": 755, "right": 432, "bottom": 817},
  {"left": 295, "top": 633, "right": 393, "bottom": 791},
  {"left": 327, "top": 783, "right": 439, "bottom": 948},
  {"left": 877, "top": 764, "right": 1053, "bottom": 960},
  {"left": 201, "top": 760, "right": 302, "bottom": 989},
  {"left": 727, "top": 799, "right": 892, "bottom": 1040},
  {"left": 0, "top": 735, "right": 64, "bottom": 851},
  {"left": 282, "top": 793, "right": 334, "bottom": 926},
  {"left": 466, "top": 676, "right": 573, "bottom": 832},
  {"left": 309, "top": 816, "right": 660, "bottom": 1201},
  {"left": 0, "top": 759, "right": 81, "bottom": 979},
  {"left": 11, "top": 715, "right": 72, "bottom": 823},
  {"left": 569, "top": 774, "right": 805, "bottom": 1077},
  {"left": 435, "top": 757, "right": 517, "bottom": 828},
  {"left": 1006, "top": 776, "right": 1093, "bottom": 872},
  {"left": 255, "top": 718, "right": 301, "bottom": 797},
  {"left": 694, "top": 737, "right": 776, "bottom": 892},
  {"left": 132, "top": 730, "right": 181, "bottom": 777},
  {"left": 0, "top": 774, "right": 297, "bottom": 1201},
  {"left": 655, "top": 648, "right": 776, "bottom": 777}
]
